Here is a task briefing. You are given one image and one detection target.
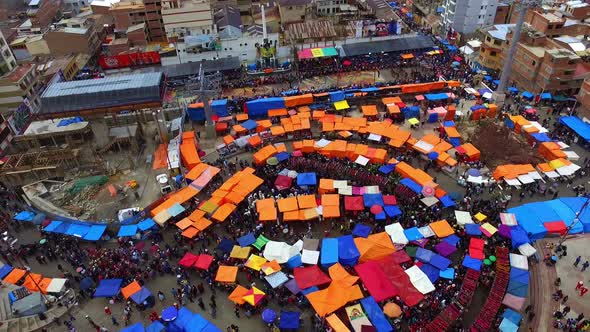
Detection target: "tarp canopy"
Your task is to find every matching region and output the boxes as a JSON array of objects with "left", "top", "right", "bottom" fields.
[
  {"left": 462, "top": 255, "right": 482, "bottom": 271},
  {"left": 279, "top": 311, "right": 301, "bottom": 329},
  {"left": 297, "top": 173, "right": 317, "bottom": 186},
  {"left": 93, "top": 279, "right": 123, "bottom": 297},
  {"left": 404, "top": 265, "right": 435, "bottom": 294},
  {"left": 130, "top": 287, "right": 152, "bottom": 304},
  {"left": 560, "top": 116, "right": 590, "bottom": 142},
  {"left": 341, "top": 35, "right": 435, "bottom": 57},
  {"left": 354, "top": 261, "right": 398, "bottom": 301},
  {"left": 337, "top": 235, "right": 360, "bottom": 266},
  {"left": 294, "top": 265, "right": 331, "bottom": 289},
  {"left": 344, "top": 196, "right": 364, "bottom": 211},
  {"left": 360, "top": 296, "right": 393, "bottom": 332},
  {"left": 321, "top": 238, "right": 339, "bottom": 267}
]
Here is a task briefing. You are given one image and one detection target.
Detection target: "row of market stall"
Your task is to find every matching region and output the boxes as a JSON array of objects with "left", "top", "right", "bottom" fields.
[{"left": 0, "top": 263, "right": 67, "bottom": 294}]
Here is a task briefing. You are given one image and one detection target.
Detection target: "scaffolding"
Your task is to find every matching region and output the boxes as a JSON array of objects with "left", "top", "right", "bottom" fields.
[{"left": 0, "top": 149, "right": 83, "bottom": 187}]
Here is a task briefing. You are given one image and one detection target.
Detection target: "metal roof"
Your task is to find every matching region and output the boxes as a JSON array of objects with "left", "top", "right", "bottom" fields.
[
  {"left": 341, "top": 35, "right": 435, "bottom": 57},
  {"left": 41, "top": 72, "right": 163, "bottom": 114},
  {"left": 161, "top": 57, "right": 241, "bottom": 78}
]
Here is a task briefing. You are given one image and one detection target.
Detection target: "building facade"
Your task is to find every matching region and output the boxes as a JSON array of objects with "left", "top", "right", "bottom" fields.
[
  {"left": 0, "top": 31, "right": 16, "bottom": 77},
  {"left": 441, "top": 0, "right": 498, "bottom": 34},
  {"left": 27, "top": 0, "right": 64, "bottom": 31},
  {"left": 109, "top": 1, "right": 166, "bottom": 42},
  {"left": 45, "top": 25, "right": 100, "bottom": 56},
  {"left": 577, "top": 77, "right": 590, "bottom": 118},
  {"left": 63, "top": 0, "right": 88, "bottom": 13},
  {"left": 162, "top": 0, "right": 214, "bottom": 42},
  {"left": 278, "top": 0, "right": 310, "bottom": 24},
  {"left": 477, "top": 24, "right": 513, "bottom": 70},
  {"left": 0, "top": 64, "right": 42, "bottom": 114}
]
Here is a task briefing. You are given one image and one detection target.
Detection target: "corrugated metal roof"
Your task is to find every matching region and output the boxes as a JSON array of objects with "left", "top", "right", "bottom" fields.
[
  {"left": 41, "top": 72, "right": 163, "bottom": 114},
  {"left": 341, "top": 35, "right": 435, "bottom": 57}
]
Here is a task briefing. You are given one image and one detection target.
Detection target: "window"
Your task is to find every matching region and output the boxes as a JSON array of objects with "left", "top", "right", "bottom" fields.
[
  {"left": 494, "top": 40, "right": 501, "bottom": 46},
  {"left": 490, "top": 51, "right": 497, "bottom": 56},
  {"left": 532, "top": 60, "right": 536, "bottom": 66},
  {"left": 564, "top": 70, "right": 574, "bottom": 75}
]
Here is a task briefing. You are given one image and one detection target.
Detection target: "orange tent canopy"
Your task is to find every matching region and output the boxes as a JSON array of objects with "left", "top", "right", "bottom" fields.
[
  {"left": 354, "top": 232, "right": 396, "bottom": 263},
  {"left": 323, "top": 206, "right": 340, "bottom": 218},
  {"left": 216, "top": 266, "right": 239, "bottom": 282},
  {"left": 326, "top": 314, "right": 351, "bottom": 332},
  {"left": 382, "top": 96, "right": 402, "bottom": 105},
  {"left": 176, "top": 218, "right": 193, "bottom": 230},
  {"left": 361, "top": 105, "right": 378, "bottom": 117},
  {"left": 328, "top": 263, "right": 358, "bottom": 287},
  {"left": 4, "top": 268, "right": 26, "bottom": 284},
  {"left": 268, "top": 108, "right": 288, "bottom": 117},
  {"left": 283, "top": 210, "right": 302, "bottom": 221},
  {"left": 212, "top": 203, "right": 237, "bottom": 222},
  {"left": 270, "top": 126, "right": 286, "bottom": 136},
  {"left": 38, "top": 277, "right": 53, "bottom": 294},
  {"left": 256, "top": 198, "right": 275, "bottom": 212},
  {"left": 188, "top": 209, "right": 206, "bottom": 222},
  {"left": 185, "top": 163, "right": 209, "bottom": 181},
  {"left": 121, "top": 280, "right": 142, "bottom": 299},
  {"left": 444, "top": 126, "right": 461, "bottom": 138},
  {"left": 223, "top": 135, "right": 235, "bottom": 145},
  {"left": 277, "top": 197, "right": 299, "bottom": 212},
  {"left": 322, "top": 194, "right": 340, "bottom": 206},
  {"left": 313, "top": 110, "right": 326, "bottom": 119},
  {"left": 306, "top": 283, "right": 364, "bottom": 317},
  {"left": 181, "top": 227, "right": 200, "bottom": 238},
  {"left": 228, "top": 285, "right": 249, "bottom": 304},
  {"left": 248, "top": 135, "right": 262, "bottom": 147},
  {"left": 22, "top": 273, "right": 43, "bottom": 292},
  {"left": 319, "top": 179, "right": 335, "bottom": 192},
  {"left": 429, "top": 220, "right": 455, "bottom": 238},
  {"left": 297, "top": 195, "right": 317, "bottom": 209},
  {"left": 236, "top": 114, "right": 249, "bottom": 121},
  {"left": 192, "top": 218, "right": 212, "bottom": 231}
]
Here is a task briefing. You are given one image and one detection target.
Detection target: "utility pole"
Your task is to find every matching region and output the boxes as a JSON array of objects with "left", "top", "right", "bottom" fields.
[
  {"left": 493, "top": 0, "right": 539, "bottom": 106},
  {"left": 185, "top": 64, "right": 221, "bottom": 139}
]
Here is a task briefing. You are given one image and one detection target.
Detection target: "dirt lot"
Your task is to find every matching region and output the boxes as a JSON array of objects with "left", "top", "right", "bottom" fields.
[{"left": 460, "top": 119, "right": 544, "bottom": 168}]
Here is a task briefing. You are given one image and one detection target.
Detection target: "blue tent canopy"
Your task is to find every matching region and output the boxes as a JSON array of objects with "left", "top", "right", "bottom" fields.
[
  {"left": 507, "top": 206, "right": 547, "bottom": 240},
  {"left": 521, "top": 91, "right": 534, "bottom": 99},
  {"left": 378, "top": 164, "right": 395, "bottom": 174},
  {"left": 560, "top": 116, "right": 590, "bottom": 142},
  {"left": 437, "top": 6, "right": 444, "bottom": 12},
  {"left": 478, "top": 88, "right": 492, "bottom": 96},
  {"left": 400, "top": 178, "right": 422, "bottom": 194},
  {"left": 279, "top": 311, "right": 301, "bottom": 329},
  {"left": 375, "top": 212, "right": 386, "bottom": 220},
  {"left": 443, "top": 120, "right": 455, "bottom": 127},
  {"left": 509, "top": 268, "right": 530, "bottom": 285},
  {"left": 384, "top": 205, "right": 402, "bottom": 217},
  {"left": 130, "top": 287, "right": 152, "bottom": 304},
  {"left": 462, "top": 255, "right": 482, "bottom": 271},
  {"left": 93, "top": 278, "right": 123, "bottom": 298},
  {"left": 186, "top": 105, "right": 205, "bottom": 121},
  {"left": 510, "top": 227, "right": 530, "bottom": 248},
  {"left": 14, "top": 211, "right": 35, "bottom": 222},
  {"left": 540, "top": 92, "right": 552, "bottom": 100},
  {"left": 420, "top": 263, "right": 440, "bottom": 283},
  {"left": 275, "top": 152, "right": 290, "bottom": 162},
  {"left": 404, "top": 227, "right": 424, "bottom": 241},
  {"left": 329, "top": 91, "right": 345, "bottom": 102},
  {"left": 338, "top": 235, "right": 360, "bottom": 266},
  {"left": 217, "top": 238, "right": 234, "bottom": 253},
  {"left": 530, "top": 133, "right": 551, "bottom": 142},
  {"left": 83, "top": 225, "right": 107, "bottom": 241},
  {"left": 430, "top": 254, "right": 451, "bottom": 270},
  {"left": 507, "top": 280, "right": 528, "bottom": 297},
  {"left": 439, "top": 195, "right": 456, "bottom": 207},
  {"left": 241, "top": 119, "right": 258, "bottom": 131},
  {"left": 246, "top": 97, "right": 286, "bottom": 119},
  {"left": 0, "top": 264, "right": 13, "bottom": 279},
  {"left": 320, "top": 238, "right": 338, "bottom": 268},
  {"left": 465, "top": 223, "right": 482, "bottom": 236},
  {"left": 493, "top": 80, "right": 500, "bottom": 85},
  {"left": 238, "top": 233, "right": 256, "bottom": 247},
  {"left": 172, "top": 307, "right": 194, "bottom": 331},
  {"left": 65, "top": 223, "right": 90, "bottom": 238},
  {"left": 443, "top": 234, "right": 460, "bottom": 246},
  {"left": 483, "top": 75, "right": 492, "bottom": 81},
  {"left": 117, "top": 224, "right": 138, "bottom": 237},
  {"left": 439, "top": 267, "right": 455, "bottom": 280},
  {"left": 146, "top": 321, "right": 165, "bottom": 332},
  {"left": 363, "top": 193, "right": 384, "bottom": 207},
  {"left": 297, "top": 173, "right": 317, "bottom": 186},
  {"left": 499, "top": 318, "right": 519, "bottom": 332},
  {"left": 360, "top": 87, "right": 379, "bottom": 92},
  {"left": 43, "top": 221, "right": 63, "bottom": 233},
  {"left": 416, "top": 248, "right": 434, "bottom": 263},
  {"left": 211, "top": 99, "right": 229, "bottom": 117},
  {"left": 287, "top": 254, "right": 302, "bottom": 269},
  {"left": 138, "top": 218, "right": 156, "bottom": 231},
  {"left": 508, "top": 87, "right": 519, "bottom": 94},
  {"left": 407, "top": 12, "right": 413, "bottom": 18},
  {"left": 121, "top": 322, "right": 145, "bottom": 332},
  {"left": 80, "top": 277, "right": 93, "bottom": 290},
  {"left": 502, "top": 308, "right": 522, "bottom": 325},
  {"left": 301, "top": 286, "right": 319, "bottom": 295},
  {"left": 425, "top": 93, "right": 449, "bottom": 101},
  {"left": 352, "top": 224, "right": 372, "bottom": 238},
  {"left": 401, "top": 106, "right": 420, "bottom": 119},
  {"left": 360, "top": 296, "right": 393, "bottom": 332}
]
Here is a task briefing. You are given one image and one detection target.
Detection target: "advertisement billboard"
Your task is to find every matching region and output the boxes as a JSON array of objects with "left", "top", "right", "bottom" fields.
[{"left": 98, "top": 51, "right": 161, "bottom": 70}]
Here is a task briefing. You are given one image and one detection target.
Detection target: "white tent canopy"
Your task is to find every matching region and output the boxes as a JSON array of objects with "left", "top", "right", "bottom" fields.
[
  {"left": 301, "top": 249, "right": 320, "bottom": 265},
  {"left": 263, "top": 241, "right": 292, "bottom": 263},
  {"left": 385, "top": 223, "right": 408, "bottom": 245},
  {"left": 518, "top": 243, "right": 537, "bottom": 257},
  {"left": 509, "top": 253, "right": 529, "bottom": 271},
  {"left": 455, "top": 210, "right": 474, "bottom": 226},
  {"left": 46, "top": 278, "right": 68, "bottom": 293},
  {"left": 405, "top": 265, "right": 435, "bottom": 294}
]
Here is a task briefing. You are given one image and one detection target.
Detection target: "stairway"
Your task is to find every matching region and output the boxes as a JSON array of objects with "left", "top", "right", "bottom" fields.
[
  {"left": 97, "top": 138, "right": 118, "bottom": 154},
  {"left": 0, "top": 289, "right": 73, "bottom": 332}
]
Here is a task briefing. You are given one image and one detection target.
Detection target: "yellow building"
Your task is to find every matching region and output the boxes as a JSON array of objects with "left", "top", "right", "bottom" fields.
[{"left": 477, "top": 24, "right": 514, "bottom": 71}]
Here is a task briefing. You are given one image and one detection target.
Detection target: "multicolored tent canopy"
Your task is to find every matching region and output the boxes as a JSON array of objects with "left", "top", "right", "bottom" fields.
[{"left": 298, "top": 47, "right": 339, "bottom": 60}]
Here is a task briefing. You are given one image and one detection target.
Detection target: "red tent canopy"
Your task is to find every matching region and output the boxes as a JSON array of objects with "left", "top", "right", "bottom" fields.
[
  {"left": 274, "top": 175, "right": 293, "bottom": 191},
  {"left": 382, "top": 195, "right": 397, "bottom": 206},
  {"left": 344, "top": 196, "right": 364, "bottom": 211},
  {"left": 543, "top": 220, "right": 567, "bottom": 235},
  {"left": 194, "top": 254, "right": 214, "bottom": 270},
  {"left": 179, "top": 252, "right": 199, "bottom": 268},
  {"left": 293, "top": 265, "right": 331, "bottom": 290}
]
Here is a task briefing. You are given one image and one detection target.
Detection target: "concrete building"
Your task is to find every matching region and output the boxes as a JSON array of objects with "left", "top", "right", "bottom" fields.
[
  {"left": 577, "top": 77, "right": 590, "bottom": 118},
  {"left": 45, "top": 25, "right": 100, "bottom": 56},
  {"left": 513, "top": 8, "right": 590, "bottom": 38},
  {"left": 0, "top": 64, "right": 42, "bottom": 115},
  {"left": 0, "top": 31, "right": 16, "bottom": 77},
  {"left": 214, "top": 5, "right": 242, "bottom": 39},
  {"left": 63, "top": 0, "right": 89, "bottom": 13},
  {"left": 38, "top": 55, "right": 88, "bottom": 83},
  {"left": 315, "top": 0, "right": 348, "bottom": 16},
  {"left": 477, "top": 24, "right": 513, "bottom": 70},
  {"left": 509, "top": 30, "right": 583, "bottom": 94},
  {"left": 109, "top": 1, "right": 166, "bottom": 42},
  {"left": 441, "top": 0, "right": 499, "bottom": 34},
  {"left": 493, "top": 2, "right": 510, "bottom": 24},
  {"left": 278, "top": 0, "right": 311, "bottom": 24},
  {"left": 162, "top": 0, "right": 215, "bottom": 42},
  {"left": 27, "top": 0, "right": 64, "bottom": 31}
]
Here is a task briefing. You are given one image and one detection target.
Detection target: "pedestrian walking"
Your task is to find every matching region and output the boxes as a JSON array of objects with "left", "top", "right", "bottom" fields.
[
  {"left": 234, "top": 307, "right": 240, "bottom": 318},
  {"left": 576, "top": 281, "right": 584, "bottom": 290},
  {"left": 581, "top": 287, "right": 588, "bottom": 297},
  {"left": 157, "top": 291, "right": 165, "bottom": 302},
  {"left": 575, "top": 256, "right": 582, "bottom": 267},
  {"left": 104, "top": 306, "right": 111, "bottom": 315},
  {"left": 525, "top": 305, "right": 532, "bottom": 313},
  {"left": 111, "top": 316, "right": 119, "bottom": 326},
  {"left": 582, "top": 261, "right": 589, "bottom": 272},
  {"left": 198, "top": 297, "right": 205, "bottom": 310}
]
